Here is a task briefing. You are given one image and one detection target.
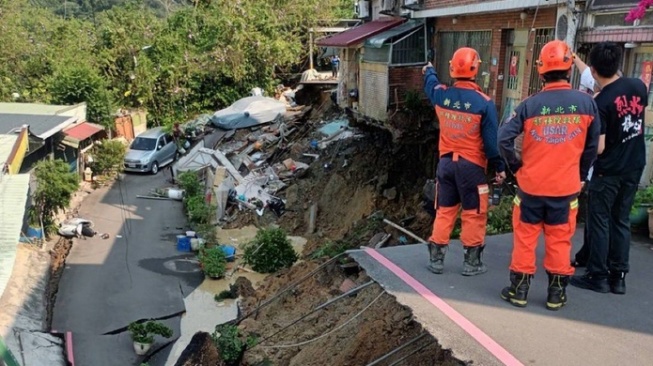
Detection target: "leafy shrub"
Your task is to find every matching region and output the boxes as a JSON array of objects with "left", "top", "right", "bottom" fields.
[
  {"left": 486, "top": 195, "right": 515, "bottom": 235},
  {"left": 177, "top": 171, "right": 202, "bottom": 198},
  {"left": 243, "top": 227, "right": 297, "bottom": 273},
  {"left": 212, "top": 324, "right": 258, "bottom": 366},
  {"left": 185, "top": 195, "right": 215, "bottom": 224},
  {"left": 450, "top": 195, "right": 514, "bottom": 238},
  {"left": 196, "top": 223, "right": 218, "bottom": 246},
  {"left": 198, "top": 247, "right": 227, "bottom": 278},
  {"left": 214, "top": 289, "right": 237, "bottom": 302},
  {"left": 91, "top": 140, "right": 126, "bottom": 174},
  {"left": 128, "top": 321, "right": 173, "bottom": 344},
  {"left": 633, "top": 186, "right": 653, "bottom": 211},
  {"left": 32, "top": 159, "right": 79, "bottom": 234}
]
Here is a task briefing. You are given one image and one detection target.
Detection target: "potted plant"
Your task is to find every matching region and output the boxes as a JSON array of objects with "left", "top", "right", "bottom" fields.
[
  {"left": 631, "top": 186, "right": 653, "bottom": 227},
  {"left": 128, "top": 321, "right": 173, "bottom": 355},
  {"left": 197, "top": 246, "right": 227, "bottom": 279}
]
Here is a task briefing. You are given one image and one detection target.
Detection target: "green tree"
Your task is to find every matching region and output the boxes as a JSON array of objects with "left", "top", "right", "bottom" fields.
[
  {"left": 32, "top": 159, "right": 80, "bottom": 234},
  {"left": 48, "top": 64, "right": 115, "bottom": 126}
]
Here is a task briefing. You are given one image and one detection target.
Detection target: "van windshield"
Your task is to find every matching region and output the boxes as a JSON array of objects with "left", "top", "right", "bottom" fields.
[{"left": 130, "top": 137, "right": 157, "bottom": 151}]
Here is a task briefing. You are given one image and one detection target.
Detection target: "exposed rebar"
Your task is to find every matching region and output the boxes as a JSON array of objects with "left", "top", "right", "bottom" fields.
[{"left": 365, "top": 332, "right": 428, "bottom": 366}]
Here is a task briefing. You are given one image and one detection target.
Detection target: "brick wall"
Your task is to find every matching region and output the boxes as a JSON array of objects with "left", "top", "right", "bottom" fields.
[
  {"left": 388, "top": 66, "right": 425, "bottom": 107},
  {"left": 432, "top": 7, "right": 557, "bottom": 112}
]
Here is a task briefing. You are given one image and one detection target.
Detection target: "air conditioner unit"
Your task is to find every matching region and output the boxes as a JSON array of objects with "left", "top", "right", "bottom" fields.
[
  {"left": 404, "top": 0, "right": 419, "bottom": 6},
  {"left": 355, "top": 1, "right": 370, "bottom": 19}
]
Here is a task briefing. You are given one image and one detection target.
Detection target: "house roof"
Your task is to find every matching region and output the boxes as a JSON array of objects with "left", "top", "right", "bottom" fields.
[
  {"left": 0, "top": 135, "right": 18, "bottom": 165},
  {"left": 64, "top": 122, "right": 104, "bottom": 142},
  {"left": 316, "top": 18, "right": 405, "bottom": 48},
  {"left": 0, "top": 173, "right": 31, "bottom": 296},
  {"left": 365, "top": 20, "right": 424, "bottom": 48},
  {"left": 0, "top": 102, "right": 83, "bottom": 115},
  {"left": 0, "top": 113, "right": 76, "bottom": 140}
]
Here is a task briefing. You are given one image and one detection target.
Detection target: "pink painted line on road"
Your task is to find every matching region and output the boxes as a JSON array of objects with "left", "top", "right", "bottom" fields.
[
  {"left": 66, "top": 332, "right": 75, "bottom": 366},
  {"left": 363, "top": 247, "right": 524, "bottom": 366}
]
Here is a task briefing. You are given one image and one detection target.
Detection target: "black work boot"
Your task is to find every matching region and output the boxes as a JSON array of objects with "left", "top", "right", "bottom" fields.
[
  {"left": 570, "top": 273, "right": 610, "bottom": 293},
  {"left": 427, "top": 243, "right": 448, "bottom": 274},
  {"left": 501, "top": 271, "right": 532, "bottom": 307},
  {"left": 462, "top": 245, "right": 488, "bottom": 276},
  {"left": 546, "top": 273, "right": 569, "bottom": 311},
  {"left": 609, "top": 271, "right": 626, "bottom": 295}
]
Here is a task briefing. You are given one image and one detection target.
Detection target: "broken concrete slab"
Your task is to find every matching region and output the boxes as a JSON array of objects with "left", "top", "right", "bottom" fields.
[
  {"left": 18, "top": 331, "right": 67, "bottom": 366},
  {"left": 69, "top": 316, "right": 181, "bottom": 366},
  {"left": 100, "top": 277, "right": 186, "bottom": 335}
]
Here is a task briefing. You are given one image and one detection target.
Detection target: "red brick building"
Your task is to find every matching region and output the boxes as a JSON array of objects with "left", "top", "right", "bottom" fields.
[{"left": 413, "top": 0, "right": 568, "bottom": 121}]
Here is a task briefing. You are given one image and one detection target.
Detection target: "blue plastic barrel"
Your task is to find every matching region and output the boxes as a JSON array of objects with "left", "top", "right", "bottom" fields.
[
  {"left": 27, "top": 226, "right": 43, "bottom": 239},
  {"left": 177, "top": 235, "right": 191, "bottom": 252},
  {"left": 221, "top": 245, "right": 237, "bottom": 262}
]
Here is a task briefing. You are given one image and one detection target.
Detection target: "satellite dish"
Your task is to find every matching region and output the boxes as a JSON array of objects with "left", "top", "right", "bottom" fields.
[{"left": 556, "top": 14, "right": 569, "bottom": 41}]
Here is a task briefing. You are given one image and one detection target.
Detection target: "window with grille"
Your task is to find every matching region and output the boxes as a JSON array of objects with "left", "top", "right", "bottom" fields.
[
  {"left": 527, "top": 28, "right": 555, "bottom": 96},
  {"left": 391, "top": 28, "right": 426, "bottom": 65},
  {"left": 436, "top": 31, "right": 492, "bottom": 93}
]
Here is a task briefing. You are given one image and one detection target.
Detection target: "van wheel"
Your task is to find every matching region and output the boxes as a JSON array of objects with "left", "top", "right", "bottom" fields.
[{"left": 151, "top": 162, "right": 159, "bottom": 175}]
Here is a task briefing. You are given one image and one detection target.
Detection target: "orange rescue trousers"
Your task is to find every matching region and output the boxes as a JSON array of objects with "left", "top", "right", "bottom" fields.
[{"left": 510, "top": 194, "right": 578, "bottom": 276}]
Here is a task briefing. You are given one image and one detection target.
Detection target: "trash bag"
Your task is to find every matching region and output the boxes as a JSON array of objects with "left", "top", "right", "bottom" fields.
[{"left": 58, "top": 218, "right": 96, "bottom": 238}]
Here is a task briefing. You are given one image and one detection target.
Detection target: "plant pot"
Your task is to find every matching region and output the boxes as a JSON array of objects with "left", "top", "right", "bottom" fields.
[
  {"left": 648, "top": 208, "right": 653, "bottom": 239},
  {"left": 133, "top": 341, "right": 152, "bottom": 355},
  {"left": 630, "top": 206, "right": 649, "bottom": 226}
]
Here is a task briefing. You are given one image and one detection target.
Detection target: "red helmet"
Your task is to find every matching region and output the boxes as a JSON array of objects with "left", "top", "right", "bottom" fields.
[
  {"left": 449, "top": 47, "right": 481, "bottom": 79},
  {"left": 537, "top": 40, "right": 572, "bottom": 75}
]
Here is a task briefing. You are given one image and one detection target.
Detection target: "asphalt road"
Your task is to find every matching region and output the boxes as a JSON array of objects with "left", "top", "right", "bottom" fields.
[
  {"left": 349, "top": 230, "right": 653, "bottom": 366},
  {"left": 52, "top": 172, "right": 203, "bottom": 365}
]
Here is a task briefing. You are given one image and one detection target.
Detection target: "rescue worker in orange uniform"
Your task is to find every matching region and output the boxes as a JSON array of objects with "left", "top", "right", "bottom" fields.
[
  {"left": 498, "top": 40, "right": 600, "bottom": 310},
  {"left": 422, "top": 48, "right": 506, "bottom": 276}
]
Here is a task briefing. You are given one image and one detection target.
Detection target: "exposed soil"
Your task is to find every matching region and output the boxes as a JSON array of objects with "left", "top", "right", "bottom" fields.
[
  {"left": 45, "top": 237, "right": 73, "bottom": 329},
  {"left": 174, "top": 331, "right": 224, "bottom": 366},
  {"left": 194, "top": 97, "right": 467, "bottom": 366},
  {"left": 236, "top": 261, "right": 463, "bottom": 366}
]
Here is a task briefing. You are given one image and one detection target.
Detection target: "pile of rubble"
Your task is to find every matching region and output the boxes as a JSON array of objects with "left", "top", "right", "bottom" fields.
[{"left": 170, "top": 102, "right": 363, "bottom": 224}]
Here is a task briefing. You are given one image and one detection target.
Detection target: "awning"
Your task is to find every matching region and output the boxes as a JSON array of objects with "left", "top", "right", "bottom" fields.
[
  {"left": 62, "top": 122, "right": 104, "bottom": 148},
  {"left": 579, "top": 27, "right": 653, "bottom": 43},
  {"left": 365, "top": 20, "right": 423, "bottom": 48},
  {"left": 316, "top": 18, "right": 405, "bottom": 48}
]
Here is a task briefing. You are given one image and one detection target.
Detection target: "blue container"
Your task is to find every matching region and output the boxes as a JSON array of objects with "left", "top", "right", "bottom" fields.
[
  {"left": 27, "top": 226, "right": 43, "bottom": 239},
  {"left": 177, "top": 235, "right": 191, "bottom": 252},
  {"left": 221, "top": 245, "right": 237, "bottom": 262}
]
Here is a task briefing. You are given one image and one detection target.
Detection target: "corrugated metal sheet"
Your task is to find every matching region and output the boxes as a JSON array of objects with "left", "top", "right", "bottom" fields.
[
  {"left": 316, "top": 18, "right": 405, "bottom": 47},
  {"left": 359, "top": 63, "right": 389, "bottom": 122},
  {"left": 0, "top": 174, "right": 31, "bottom": 296},
  {"left": 0, "top": 135, "right": 18, "bottom": 164}
]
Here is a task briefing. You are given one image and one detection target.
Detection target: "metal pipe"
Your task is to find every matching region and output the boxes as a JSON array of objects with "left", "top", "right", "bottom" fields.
[
  {"left": 365, "top": 333, "right": 428, "bottom": 366},
  {"left": 388, "top": 340, "right": 436, "bottom": 366},
  {"left": 383, "top": 218, "right": 427, "bottom": 244},
  {"left": 233, "top": 252, "right": 348, "bottom": 325},
  {"left": 254, "top": 280, "right": 376, "bottom": 348}
]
